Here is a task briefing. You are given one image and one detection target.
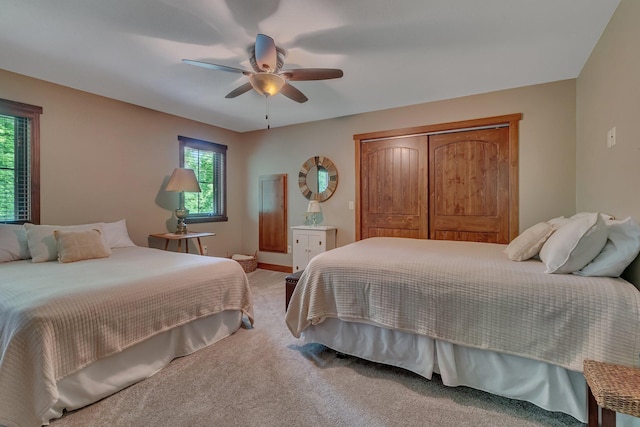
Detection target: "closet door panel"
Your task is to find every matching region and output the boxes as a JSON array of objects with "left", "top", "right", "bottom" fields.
[
  {"left": 428, "top": 127, "right": 510, "bottom": 243},
  {"left": 360, "top": 136, "right": 428, "bottom": 239}
]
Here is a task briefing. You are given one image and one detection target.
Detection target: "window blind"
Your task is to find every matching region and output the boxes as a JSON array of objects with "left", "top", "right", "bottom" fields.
[{"left": 0, "top": 113, "right": 31, "bottom": 222}]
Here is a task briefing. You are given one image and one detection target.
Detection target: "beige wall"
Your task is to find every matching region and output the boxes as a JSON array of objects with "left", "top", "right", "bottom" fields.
[
  {"left": 0, "top": 69, "right": 246, "bottom": 257},
  {"left": 0, "top": 70, "right": 578, "bottom": 269},
  {"left": 242, "top": 80, "right": 577, "bottom": 267},
  {"left": 3, "top": 3, "right": 634, "bottom": 270},
  {"left": 576, "top": 0, "right": 640, "bottom": 220}
]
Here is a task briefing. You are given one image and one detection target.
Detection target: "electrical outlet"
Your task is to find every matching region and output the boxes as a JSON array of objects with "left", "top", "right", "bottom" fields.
[
  {"left": 202, "top": 245, "right": 208, "bottom": 255},
  {"left": 287, "top": 245, "right": 292, "bottom": 253}
]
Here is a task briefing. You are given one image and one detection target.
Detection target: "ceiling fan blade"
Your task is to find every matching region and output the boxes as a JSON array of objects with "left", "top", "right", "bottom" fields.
[
  {"left": 280, "top": 83, "right": 308, "bottom": 103},
  {"left": 182, "top": 59, "right": 252, "bottom": 75},
  {"left": 225, "top": 82, "right": 253, "bottom": 99},
  {"left": 254, "top": 34, "right": 277, "bottom": 72},
  {"left": 281, "top": 68, "right": 344, "bottom": 81}
]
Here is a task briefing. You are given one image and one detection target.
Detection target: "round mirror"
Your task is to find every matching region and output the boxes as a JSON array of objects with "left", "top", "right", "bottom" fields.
[{"left": 298, "top": 156, "right": 338, "bottom": 202}]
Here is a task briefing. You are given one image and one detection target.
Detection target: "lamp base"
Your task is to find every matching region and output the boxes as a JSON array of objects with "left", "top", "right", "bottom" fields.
[{"left": 175, "top": 207, "right": 189, "bottom": 234}]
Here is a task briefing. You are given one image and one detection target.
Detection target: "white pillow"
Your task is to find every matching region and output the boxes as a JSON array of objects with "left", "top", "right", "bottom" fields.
[
  {"left": 102, "top": 219, "right": 136, "bottom": 248},
  {"left": 572, "top": 212, "right": 616, "bottom": 221},
  {"left": 505, "top": 222, "right": 556, "bottom": 261},
  {"left": 539, "top": 213, "right": 608, "bottom": 274},
  {"left": 24, "top": 223, "right": 111, "bottom": 263},
  {"left": 547, "top": 216, "right": 570, "bottom": 228},
  {"left": 575, "top": 217, "right": 640, "bottom": 277},
  {"left": 0, "top": 224, "right": 30, "bottom": 262}
]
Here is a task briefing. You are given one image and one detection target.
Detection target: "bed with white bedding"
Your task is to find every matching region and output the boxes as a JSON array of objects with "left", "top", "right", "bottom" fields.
[
  {"left": 285, "top": 232, "right": 640, "bottom": 425},
  {"left": 0, "top": 222, "right": 253, "bottom": 427}
]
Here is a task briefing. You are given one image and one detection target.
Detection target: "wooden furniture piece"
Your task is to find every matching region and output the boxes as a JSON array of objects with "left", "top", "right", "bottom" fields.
[
  {"left": 259, "top": 174, "right": 288, "bottom": 253},
  {"left": 291, "top": 225, "right": 337, "bottom": 272},
  {"left": 354, "top": 114, "right": 521, "bottom": 243},
  {"left": 285, "top": 269, "right": 304, "bottom": 310},
  {"left": 584, "top": 359, "right": 640, "bottom": 427},
  {"left": 149, "top": 231, "right": 215, "bottom": 255}
]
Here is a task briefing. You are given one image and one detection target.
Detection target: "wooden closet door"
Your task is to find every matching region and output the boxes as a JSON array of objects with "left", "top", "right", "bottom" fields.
[
  {"left": 360, "top": 135, "right": 428, "bottom": 239},
  {"left": 428, "top": 127, "right": 510, "bottom": 243}
]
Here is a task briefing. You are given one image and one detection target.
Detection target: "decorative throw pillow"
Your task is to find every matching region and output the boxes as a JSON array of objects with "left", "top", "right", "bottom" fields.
[
  {"left": 0, "top": 224, "right": 30, "bottom": 262},
  {"left": 54, "top": 229, "right": 111, "bottom": 263},
  {"left": 505, "top": 222, "right": 556, "bottom": 261},
  {"left": 24, "top": 223, "right": 111, "bottom": 263},
  {"left": 575, "top": 217, "right": 640, "bottom": 277},
  {"left": 539, "top": 212, "right": 608, "bottom": 274},
  {"left": 102, "top": 219, "right": 136, "bottom": 248}
]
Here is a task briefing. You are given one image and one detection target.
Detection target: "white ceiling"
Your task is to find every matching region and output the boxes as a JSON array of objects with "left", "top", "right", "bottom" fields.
[{"left": 0, "top": 0, "right": 620, "bottom": 133}]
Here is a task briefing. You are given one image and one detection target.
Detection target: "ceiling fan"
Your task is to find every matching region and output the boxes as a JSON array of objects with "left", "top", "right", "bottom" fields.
[{"left": 182, "top": 34, "right": 343, "bottom": 103}]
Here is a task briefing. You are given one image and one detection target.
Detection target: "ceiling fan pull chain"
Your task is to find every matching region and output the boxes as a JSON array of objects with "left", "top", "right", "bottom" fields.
[{"left": 265, "top": 95, "right": 271, "bottom": 129}]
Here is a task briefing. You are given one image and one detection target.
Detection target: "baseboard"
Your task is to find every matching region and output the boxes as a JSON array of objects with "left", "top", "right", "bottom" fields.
[{"left": 257, "top": 262, "right": 293, "bottom": 273}]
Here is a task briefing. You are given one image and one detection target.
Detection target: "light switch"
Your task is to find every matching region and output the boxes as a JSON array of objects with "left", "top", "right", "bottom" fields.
[
  {"left": 607, "top": 127, "right": 616, "bottom": 148},
  {"left": 348, "top": 201, "right": 354, "bottom": 210}
]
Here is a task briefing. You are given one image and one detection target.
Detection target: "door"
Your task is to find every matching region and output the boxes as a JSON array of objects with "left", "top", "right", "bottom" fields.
[
  {"left": 355, "top": 114, "right": 520, "bottom": 243},
  {"left": 429, "top": 127, "right": 510, "bottom": 243},
  {"left": 292, "top": 232, "right": 309, "bottom": 272},
  {"left": 360, "top": 135, "right": 428, "bottom": 239}
]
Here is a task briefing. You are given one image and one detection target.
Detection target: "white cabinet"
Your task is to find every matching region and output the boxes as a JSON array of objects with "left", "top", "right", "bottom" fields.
[{"left": 292, "top": 226, "right": 337, "bottom": 272}]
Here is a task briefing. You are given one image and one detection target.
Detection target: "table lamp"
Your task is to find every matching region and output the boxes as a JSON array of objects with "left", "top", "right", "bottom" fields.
[
  {"left": 307, "top": 200, "right": 321, "bottom": 226},
  {"left": 165, "top": 168, "right": 201, "bottom": 234}
]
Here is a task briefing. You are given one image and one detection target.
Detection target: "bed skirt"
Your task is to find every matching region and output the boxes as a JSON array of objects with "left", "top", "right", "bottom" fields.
[
  {"left": 44, "top": 310, "right": 243, "bottom": 425},
  {"left": 303, "top": 318, "right": 640, "bottom": 427}
]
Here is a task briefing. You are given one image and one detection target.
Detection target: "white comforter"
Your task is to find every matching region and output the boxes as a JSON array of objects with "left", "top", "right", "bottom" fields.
[
  {"left": 286, "top": 237, "right": 640, "bottom": 372},
  {"left": 0, "top": 247, "right": 253, "bottom": 427}
]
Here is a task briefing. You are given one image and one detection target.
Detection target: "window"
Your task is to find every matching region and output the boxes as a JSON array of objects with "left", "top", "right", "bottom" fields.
[
  {"left": 178, "top": 135, "right": 227, "bottom": 223},
  {"left": 0, "top": 98, "right": 42, "bottom": 224}
]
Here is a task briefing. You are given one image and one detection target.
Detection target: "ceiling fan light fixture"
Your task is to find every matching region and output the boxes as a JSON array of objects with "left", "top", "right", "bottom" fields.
[{"left": 249, "top": 73, "right": 285, "bottom": 96}]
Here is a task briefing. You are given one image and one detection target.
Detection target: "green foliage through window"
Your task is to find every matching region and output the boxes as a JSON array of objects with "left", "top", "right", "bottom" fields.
[
  {"left": 0, "top": 98, "right": 42, "bottom": 224},
  {"left": 178, "top": 136, "right": 227, "bottom": 222},
  {"left": 0, "top": 113, "right": 30, "bottom": 222}
]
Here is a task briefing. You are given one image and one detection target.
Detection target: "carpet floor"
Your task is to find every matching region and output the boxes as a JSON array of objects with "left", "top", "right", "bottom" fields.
[{"left": 50, "top": 269, "right": 583, "bottom": 426}]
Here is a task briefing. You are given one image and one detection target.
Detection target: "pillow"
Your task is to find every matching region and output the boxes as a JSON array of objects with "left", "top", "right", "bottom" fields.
[
  {"left": 575, "top": 217, "right": 640, "bottom": 277},
  {"left": 547, "top": 216, "right": 570, "bottom": 228},
  {"left": 572, "top": 212, "right": 615, "bottom": 221},
  {"left": 539, "top": 212, "right": 608, "bottom": 274},
  {"left": 102, "top": 219, "right": 136, "bottom": 248},
  {"left": 505, "top": 222, "right": 556, "bottom": 261},
  {"left": 24, "top": 223, "right": 111, "bottom": 263},
  {"left": 54, "top": 229, "right": 111, "bottom": 263},
  {"left": 0, "top": 224, "right": 31, "bottom": 262}
]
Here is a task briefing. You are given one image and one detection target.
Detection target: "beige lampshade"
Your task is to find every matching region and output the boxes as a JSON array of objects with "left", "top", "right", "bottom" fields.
[
  {"left": 307, "top": 200, "right": 321, "bottom": 213},
  {"left": 166, "top": 168, "right": 201, "bottom": 193}
]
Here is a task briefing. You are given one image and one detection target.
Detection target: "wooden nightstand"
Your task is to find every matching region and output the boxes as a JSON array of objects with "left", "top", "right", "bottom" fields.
[
  {"left": 149, "top": 232, "right": 215, "bottom": 255},
  {"left": 584, "top": 359, "right": 640, "bottom": 426}
]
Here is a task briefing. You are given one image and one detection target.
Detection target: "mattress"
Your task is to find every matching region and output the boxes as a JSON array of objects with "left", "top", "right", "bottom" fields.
[
  {"left": 286, "top": 237, "right": 640, "bottom": 371},
  {"left": 0, "top": 247, "right": 253, "bottom": 427}
]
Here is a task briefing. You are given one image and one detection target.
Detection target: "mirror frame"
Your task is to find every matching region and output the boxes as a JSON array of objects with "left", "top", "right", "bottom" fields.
[{"left": 298, "top": 156, "right": 338, "bottom": 202}]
